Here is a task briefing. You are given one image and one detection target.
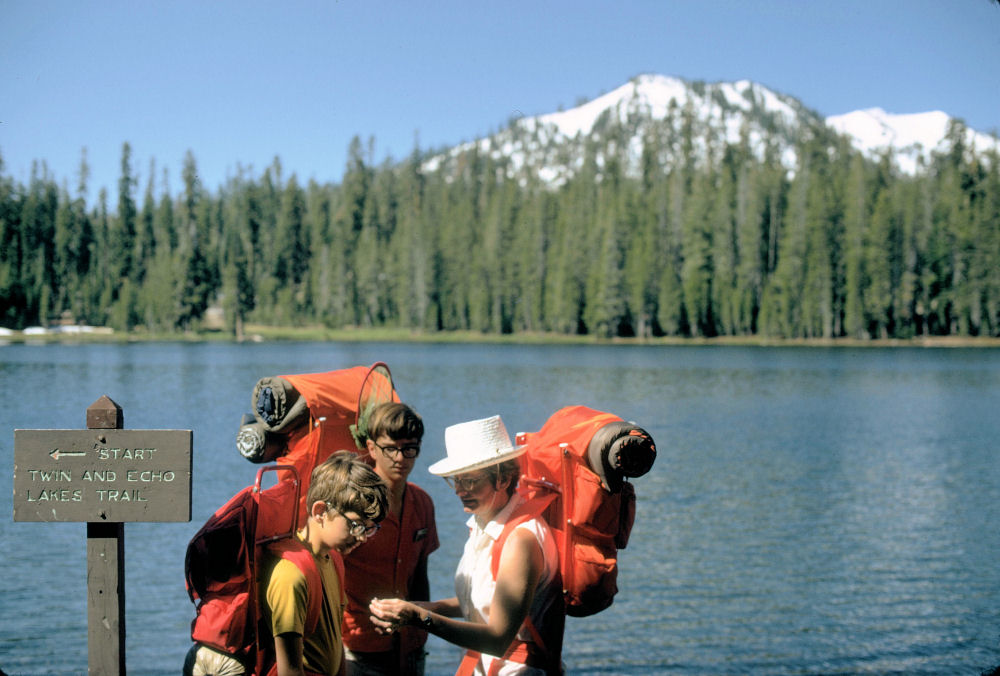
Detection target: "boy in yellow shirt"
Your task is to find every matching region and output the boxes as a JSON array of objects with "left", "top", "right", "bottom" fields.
[{"left": 261, "top": 451, "right": 389, "bottom": 676}]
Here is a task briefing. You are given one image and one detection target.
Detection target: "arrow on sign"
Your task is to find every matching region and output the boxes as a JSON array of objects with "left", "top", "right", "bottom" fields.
[{"left": 50, "top": 448, "right": 87, "bottom": 460}]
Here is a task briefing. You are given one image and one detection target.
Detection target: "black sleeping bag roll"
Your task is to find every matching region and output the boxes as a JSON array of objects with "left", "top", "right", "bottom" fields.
[
  {"left": 251, "top": 376, "right": 309, "bottom": 433},
  {"left": 585, "top": 421, "right": 656, "bottom": 493}
]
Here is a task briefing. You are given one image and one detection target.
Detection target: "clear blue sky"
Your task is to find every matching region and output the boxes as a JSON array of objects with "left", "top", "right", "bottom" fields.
[{"left": 2, "top": 0, "right": 998, "bottom": 205}]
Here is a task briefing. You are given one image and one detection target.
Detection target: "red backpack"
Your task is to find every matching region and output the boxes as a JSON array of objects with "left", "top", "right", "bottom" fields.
[
  {"left": 511, "top": 405, "right": 657, "bottom": 617},
  {"left": 183, "top": 466, "right": 342, "bottom": 676}
]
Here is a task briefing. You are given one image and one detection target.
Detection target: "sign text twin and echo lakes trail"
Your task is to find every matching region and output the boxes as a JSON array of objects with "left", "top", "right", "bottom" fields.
[
  {"left": 12, "top": 395, "right": 192, "bottom": 675},
  {"left": 14, "top": 427, "right": 192, "bottom": 522}
]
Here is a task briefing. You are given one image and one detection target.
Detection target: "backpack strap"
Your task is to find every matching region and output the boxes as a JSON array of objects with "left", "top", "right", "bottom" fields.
[
  {"left": 455, "top": 630, "right": 552, "bottom": 676},
  {"left": 265, "top": 538, "right": 324, "bottom": 636},
  {"left": 455, "top": 650, "right": 481, "bottom": 676},
  {"left": 255, "top": 538, "right": 325, "bottom": 676},
  {"left": 478, "top": 492, "right": 561, "bottom": 675},
  {"left": 488, "top": 492, "right": 558, "bottom": 581}
]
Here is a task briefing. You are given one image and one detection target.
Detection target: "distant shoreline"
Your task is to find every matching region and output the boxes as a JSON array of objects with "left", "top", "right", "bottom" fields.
[{"left": 3, "top": 325, "right": 1000, "bottom": 348}]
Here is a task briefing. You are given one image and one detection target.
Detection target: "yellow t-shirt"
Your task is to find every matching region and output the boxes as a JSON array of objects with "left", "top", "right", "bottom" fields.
[{"left": 263, "top": 542, "right": 345, "bottom": 675}]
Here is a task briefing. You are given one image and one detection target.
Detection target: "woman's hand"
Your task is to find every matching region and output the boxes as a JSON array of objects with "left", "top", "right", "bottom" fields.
[{"left": 369, "top": 597, "right": 417, "bottom": 634}]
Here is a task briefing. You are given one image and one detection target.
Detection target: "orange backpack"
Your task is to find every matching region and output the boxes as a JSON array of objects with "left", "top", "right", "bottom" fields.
[
  {"left": 239, "top": 362, "right": 398, "bottom": 521},
  {"left": 511, "top": 405, "right": 657, "bottom": 617}
]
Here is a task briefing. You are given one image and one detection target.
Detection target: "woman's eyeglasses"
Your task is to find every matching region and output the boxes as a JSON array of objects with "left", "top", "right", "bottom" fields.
[
  {"left": 374, "top": 441, "right": 421, "bottom": 459},
  {"left": 444, "top": 474, "right": 489, "bottom": 492},
  {"left": 328, "top": 505, "right": 380, "bottom": 538}
]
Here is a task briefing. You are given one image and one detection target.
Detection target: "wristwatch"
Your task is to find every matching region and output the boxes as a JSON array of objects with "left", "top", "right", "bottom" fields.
[{"left": 419, "top": 612, "right": 433, "bottom": 629}]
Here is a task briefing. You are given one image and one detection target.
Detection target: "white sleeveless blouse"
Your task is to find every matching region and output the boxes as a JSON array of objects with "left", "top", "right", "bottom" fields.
[{"left": 454, "top": 494, "right": 561, "bottom": 676}]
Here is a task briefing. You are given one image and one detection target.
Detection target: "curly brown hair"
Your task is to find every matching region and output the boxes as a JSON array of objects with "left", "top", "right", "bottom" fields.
[{"left": 307, "top": 450, "right": 389, "bottom": 522}]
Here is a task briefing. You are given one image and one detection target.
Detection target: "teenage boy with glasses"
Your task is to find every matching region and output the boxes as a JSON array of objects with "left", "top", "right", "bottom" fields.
[{"left": 343, "top": 402, "right": 440, "bottom": 676}]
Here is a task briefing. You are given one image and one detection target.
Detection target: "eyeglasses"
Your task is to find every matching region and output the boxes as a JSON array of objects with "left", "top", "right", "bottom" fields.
[
  {"left": 444, "top": 474, "right": 490, "bottom": 492},
  {"left": 374, "top": 440, "right": 421, "bottom": 459},
  {"left": 328, "top": 505, "right": 380, "bottom": 538}
]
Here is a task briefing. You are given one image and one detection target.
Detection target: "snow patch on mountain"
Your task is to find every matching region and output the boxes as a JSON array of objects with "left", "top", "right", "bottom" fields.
[
  {"left": 533, "top": 75, "right": 691, "bottom": 138},
  {"left": 827, "top": 107, "right": 999, "bottom": 174},
  {"left": 525, "top": 74, "right": 804, "bottom": 147},
  {"left": 424, "top": 74, "right": 998, "bottom": 184}
]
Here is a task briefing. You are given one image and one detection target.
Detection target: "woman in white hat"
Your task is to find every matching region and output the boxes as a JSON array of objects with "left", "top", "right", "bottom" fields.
[{"left": 369, "top": 415, "right": 564, "bottom": 676}]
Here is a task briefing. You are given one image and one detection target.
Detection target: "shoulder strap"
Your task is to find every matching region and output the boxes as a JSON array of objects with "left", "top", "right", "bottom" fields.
[
  {"left": 489, "top": 492, "right": 558, "bottom": 581},
  {"left": 483, "top": 492, "right": 561, "bottom": 674},
  {"left": 266, "top": 539, "right": 323, "bottom": 635}
]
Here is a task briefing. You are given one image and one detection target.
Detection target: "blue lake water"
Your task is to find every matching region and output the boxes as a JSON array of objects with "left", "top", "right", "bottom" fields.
[{"left": 1, "top": 341, "right": 999, "bottom": 675}]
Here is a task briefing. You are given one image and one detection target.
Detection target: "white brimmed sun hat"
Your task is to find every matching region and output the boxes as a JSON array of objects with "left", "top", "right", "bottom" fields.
[{"left": 428, "top": 415, "right": 527, "bottom": 477}]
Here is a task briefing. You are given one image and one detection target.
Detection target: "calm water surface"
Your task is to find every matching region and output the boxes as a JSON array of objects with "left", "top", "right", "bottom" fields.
[{"left": 1, "top": 341, "right": 999, "bottom": 675}]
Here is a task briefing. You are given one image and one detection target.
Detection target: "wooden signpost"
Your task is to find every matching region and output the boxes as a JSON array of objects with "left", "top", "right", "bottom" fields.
[{"left": 13, "top": 395, "right": 193, "bottom": 675}]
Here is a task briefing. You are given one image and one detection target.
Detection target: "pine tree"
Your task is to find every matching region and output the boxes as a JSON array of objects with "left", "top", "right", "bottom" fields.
[
  {"left": 390, "top": 147, "right": 431, "bottom": 331},
  {"left": 800, "top": 157, "right": 835, "bottom": 338},
  {"left": 545, "top": 144, "right": 597, "bottom": 334},
  {"left": 22, "top": 163, "right": 59, "bottom": 325},
  {"left": 62, "top": 150, "right": 95, "bottom": 322},
  {"left": 843, "top": 153, "right": 867, "bottom": 338},
  {"left": 91, "top": 188, "right": 113, "bottom": 327},
  {"left": 625, "top": 129, "right": 664, "bottom": 338},
  {"left": 762, "top": 140, "right": 812, "bottom": 337},
  {"left": 656, "top": 165, "right": 686, "bottom": 335},
  {"left": 979, "top": 148, "right": 1000, "bottom": 335},
  {"left": 0, "top": 152, "right": 25, "bottom": 327},
  {"left": 177, "top": 151, "right": 213, "bottom": 329},
  {"left": 219, "top": 174, "right": 257, "bottom": 339},
  {"left": 710, "top": 147, "right": 738, "bottom": 336},
  {"left": 271, "top": 174, "right": 309, "bottom": 324},
  {"left": 354, "top": 177, "right": 383, "bottom": 328},
  {"left": 512, "top": 189, "right": 551, "bottom": 332},
  {"left": 136, "top": 159, "right": 158, "bottom": 282},
  {"left": 680, "top": 166, "right": 715, "bottom": 337},
  {"left": 116, "top": 142, "right": 137, "bottom": 283},
  {"left": 895, "top": 170, "right": 926, "bottom": 337},
  {"left": 962, "top": 153, "right": 991, "bottom": 335},
  {"left": 862, "top": 155, "right": 899, "bottom": 338},
  {"left": 53, "top": 187, "right": 75, "bottom": 315},
  {"left": 154, "top": 165, "right": 176, "bottom": 252},
  {"left": 584, "top": 153, "right": 628, "bottom": 337}
]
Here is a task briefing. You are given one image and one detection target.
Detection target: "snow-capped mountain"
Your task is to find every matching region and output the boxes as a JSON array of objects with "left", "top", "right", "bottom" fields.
[
  {"left": 827, "top": 107, "right": 998, "bottom": 174},
  {"left": 425, "top": 74, "right": 998, "bottom": 183}
]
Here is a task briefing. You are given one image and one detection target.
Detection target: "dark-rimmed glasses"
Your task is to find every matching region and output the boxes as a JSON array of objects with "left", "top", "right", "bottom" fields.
[
  {"left": 374, "top": 440, "right": 421, "bottom": 459},
  {"left": 328, "top": 505, "right": 380, "bottom": 538}
]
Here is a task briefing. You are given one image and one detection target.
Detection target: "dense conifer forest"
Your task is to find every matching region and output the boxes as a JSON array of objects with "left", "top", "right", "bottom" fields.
[{"left": 1, "top": 113, "right": 998, "bottom": 339}]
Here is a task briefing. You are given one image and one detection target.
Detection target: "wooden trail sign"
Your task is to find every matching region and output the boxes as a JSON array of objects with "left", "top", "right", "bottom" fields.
[
  {"left": 14, "top": 427, "right": 192, "bottom": 522},
  {"left": 11, "top": 395, "right": 193, "bottom": 675}
]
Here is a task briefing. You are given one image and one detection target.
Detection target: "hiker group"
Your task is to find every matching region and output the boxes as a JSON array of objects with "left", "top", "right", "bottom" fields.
[{"left": 185, "top": 363, "right": 656, "bottom": 676}]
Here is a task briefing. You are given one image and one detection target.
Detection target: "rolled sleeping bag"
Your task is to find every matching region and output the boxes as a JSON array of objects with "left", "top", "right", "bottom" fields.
[
  {"left": 251, "top": 376, "right": 309, "bottom": 433},
  {"left": 236, "top": 413, "right": 286, "bottom": 464},
  {"left": 585, "top": 421, "right": 656, "bottom": 493}
]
